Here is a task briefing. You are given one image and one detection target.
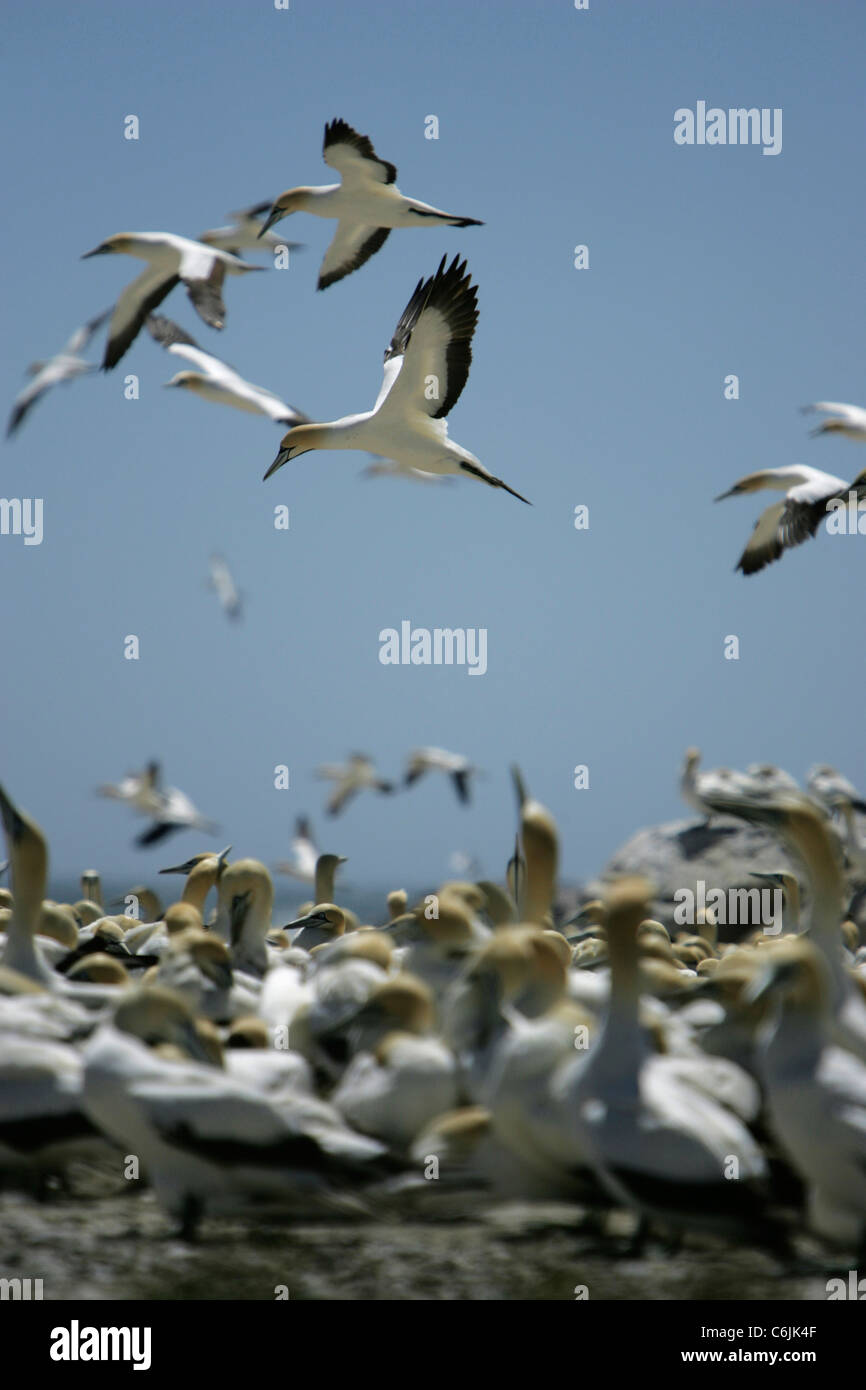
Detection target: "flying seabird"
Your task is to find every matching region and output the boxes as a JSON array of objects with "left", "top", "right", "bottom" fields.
[
  {"left": 6, "top": 309, "right": 110, "bottom": 437},
  {"left": 404, "top": 748, "right": 479, "bottom": 805},
  {"left": 207, "top": 553, "right": 243, "bottom": 622},
  {"left": 147, "top": 315, "right": 307, "bottom": 425},
  {"left": 273, "top": 817, "right": 317, "bottom": 883},
  {"left": 135, "top": 786, "right": 220, "bottom": 849},
  {"left": 315, "top": 755, "right": 394, "bottom": 817},
  {"left": 714, "top": 465, "right": 853, "bottom": 575},
  {"left": 258, "top": 118, "right": 483, "bottom": 290},
  {"left": 264, "top": 255, "right": 530, "bottom": 503},
  {"left": 199, "top": 202, "right": 304, "bottom": 258},
  {"left": 81, "top": 232, "right": 265, "bottom": 369},
  {"left": 96, "top": 762, "right": 163, "bottom": 817},
  {"left": 802, "top": 401, "right": 866, "bottom": 442}
]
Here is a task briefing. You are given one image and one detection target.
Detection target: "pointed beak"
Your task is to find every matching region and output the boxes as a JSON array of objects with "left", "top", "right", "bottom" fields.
[
  {"left": 257, "top": 207, "right": 281, "bottom": 238},
  {"left": 81, "top": 245, "right": 108, "bottom": 259},
  {"left": 284, "top": 909, "right": 329, "bottom": 932},
  {"left": 714, "top": 488, "right": 735, "bottom": 502},
  {"left": 158, "top": 859, "right": 195, "bottom": 876},
  {"left": 263, "top": 447, "right": 291, "bottom": 481}
]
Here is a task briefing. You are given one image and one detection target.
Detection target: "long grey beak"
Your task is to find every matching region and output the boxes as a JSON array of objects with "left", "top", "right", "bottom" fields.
[
  {"left": 263, "top": 447, "right": 291, "bottom": 481},
  {"left": 257, "top": 208, "right": 281, "bottom": 239},
  {"left": 81, "top": 245, "right": 108, "bottom": 259}
]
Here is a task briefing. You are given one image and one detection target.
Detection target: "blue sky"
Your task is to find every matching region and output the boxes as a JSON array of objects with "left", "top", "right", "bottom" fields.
[{"left": 2, "top": 0, "right": 865, "bottom": 895}]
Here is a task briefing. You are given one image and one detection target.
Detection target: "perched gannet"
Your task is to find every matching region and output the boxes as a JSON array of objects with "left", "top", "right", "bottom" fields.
[
  {"left": 807, "top": 765, "right": 866, "bottom": 815},
  {"left": 147, "top": 314, "right": 307, "bottom": 426},
  {"left": 6, "top": 308, "right": 110, "bottom": 437},
  {"left": 568, "top": 878, "right": 773, "bottom": 1242},
  {"left": 286, "top": 904, "right": 346, "bottom": 953},
  {"left": 199, "top": 202, "right": 304, "bottom": 258},
  {"left": 0, "top": 784, "right": 54, "bottom": 985},
  {"left": 273, "top": 816, "right": 317, "bottom": 883},
  {"left": 715, "top": 464, "right": 858, "bottom": 575},
  {"left": 264, "top": 255, "right": 530, "bottom": 503},
  {"left": 0, "top": 1035, "right": 105, "bottom": 1181},
  {"left": 82, "top": 987, "right": 390, "bottom": 1237},
  {"left": 135, "top": 783, "right": 219, "bottom": 848},
  {"left": 723, "top": 789, "right": 866, "bottom": 1064},
  {"left": 679, "top": 748, "right": 752, "bottom": 822},
  {"left": 510, "top": 768, "right": 559, "bottom": 927},
  {"left": 206, "top": 553, "right": 243, "bottom": 622},
  {"left": 158, "top": 846, "right": 231, "bottom": 913},
  {"left": 316, "top": 754, "right": 394, "bottom": 817},
  {"left": 749, "top": 939, "right": 866, "bottom": 1246},
  {"left": 329, "top": 976, "right": 454, "bottom": 1119},
  {"left": 81, "top": 232, "right": 264, "bottom": 369},
  {"left": 404, "top": 747, "right": 479, "bottom": 805},
  {"left": 258, "top": 118, "right": 483, "bottom": 290},
  {"left": 214, "top": 859, "right": 275, "bottom": 977},
  {"left": 802, "top": 400, "right": 866, "bottom": 441},
  {"left": 744, "top": 763, "right": 800, "bottom": 795}
]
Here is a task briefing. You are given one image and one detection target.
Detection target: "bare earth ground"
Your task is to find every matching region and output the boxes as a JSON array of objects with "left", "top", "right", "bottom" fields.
[{"left": 0, "top": 1176, "right": 829, "bottom": 1301}]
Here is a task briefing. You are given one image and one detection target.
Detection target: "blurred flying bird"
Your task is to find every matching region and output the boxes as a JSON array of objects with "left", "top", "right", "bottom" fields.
[
  {"left": 802, "top": 400, "right": 866, "bottom": 441},
  {"left": 316, "top": 755, "right": 394, "bottom": 817},
  {"left": 147, "top": 315, "right": 307, "bottom": 425},
  {"left": 81, "top": 232, "right": 264, "bottom": 369},
  {"left": 6, "top": 309, "right": 110, "bottom": 437},
  {"left": 199, "top": 202, "right": 304, "bottom": 258},
  {"left": 207, "top": 553, "right": 243, "bottom": 622},
  {"left": 404, "top": 748, "right": 479, "bottom": 805},
  {"left": 714, "top": 464, "right": 859, "bottom": 575}
]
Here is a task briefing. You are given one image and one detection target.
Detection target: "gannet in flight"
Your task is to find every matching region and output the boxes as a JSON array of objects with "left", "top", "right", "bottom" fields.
[
  {"left": 81, "top": 232, "right": 264, "bottom": 369},
  {"left": 147, "top": 315, "right": 307, "bottom": 425},
  {"left": 199, "top": 202, "right": 304, "bottom": 258},
  {"left": 96, "top": 762, "right": 163, "bottom": 817},
  {"left": 207, "top": 553, "right": 243, "bottom": 621},
  {"left": 714, "top": 465, "right": 856, "bottom": 575},
  {"left": 316, "top": 754, "right": 394, "bottom": 817},
  {"left": 273, "top": 817, "right": 317, "bottom": 883},
  {"left": 802, "top": 401, "right": 866, "bottom": 441},
  {"left": 264, "top": 255, "right": 530, "bottom": 503},
  {"left": 6, "top": 309, "right": 110, "bottom": 437},
  {"left": 404, "top": 748, "right": 479, "bottom": 805},
  {"left": 258, "top": 118, "right": 483, "bottom": 290},
  {"left": 136, "top": 785, "right": 220, "bottom": 848}
]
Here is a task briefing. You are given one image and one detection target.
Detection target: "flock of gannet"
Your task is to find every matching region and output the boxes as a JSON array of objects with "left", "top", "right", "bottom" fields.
[
  {"left": 4, "top": 113, "right": 866, "bottom": 1280},
  {"left": 2, "top": 747, "right": 865, "bottom": 1257},
  {"left": 7, "top": 119, "right": 521, "bottom": 505}
]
